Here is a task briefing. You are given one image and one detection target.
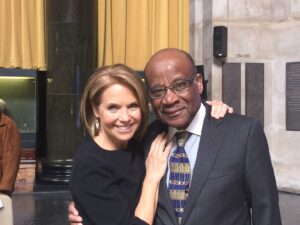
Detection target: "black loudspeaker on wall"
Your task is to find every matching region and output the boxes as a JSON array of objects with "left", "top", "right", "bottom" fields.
[{"left": 213, "top": 26, "right": 227, "bottom": 58}]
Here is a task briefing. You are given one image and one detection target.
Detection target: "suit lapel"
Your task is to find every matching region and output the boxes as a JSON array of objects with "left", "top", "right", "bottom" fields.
[
  {"left": 158, "top": 171, "right": 179, "bottom": 224},
  {"left": 181, "top": 108, "right": 225, "bottom": 225}
]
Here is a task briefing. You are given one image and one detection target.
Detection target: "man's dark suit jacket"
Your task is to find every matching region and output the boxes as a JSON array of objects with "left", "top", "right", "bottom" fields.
[{"left": 143, "top": 104, "right": 282, "bottom": 225}]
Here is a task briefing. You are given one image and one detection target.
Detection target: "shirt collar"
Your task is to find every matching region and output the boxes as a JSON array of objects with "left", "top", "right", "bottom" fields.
[{"left": 168, "top": 102, "right": 206, "bottom": 140}]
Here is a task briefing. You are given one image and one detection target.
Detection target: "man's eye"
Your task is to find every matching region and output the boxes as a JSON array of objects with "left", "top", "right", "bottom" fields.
[
  {"left": 173, "top": 81, "right": 188, "bottom": 90},
  {"left": 151, "top": 88, "right": 164, "bottom": 96}
]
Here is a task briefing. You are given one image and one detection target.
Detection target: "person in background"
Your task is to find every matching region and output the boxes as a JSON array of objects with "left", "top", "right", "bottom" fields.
[
  {"left": 0, "top": 99, "right": 7, "bottom": 114},
  {"left": 0, "top": 99, "right": 22, "bottom": 225}
]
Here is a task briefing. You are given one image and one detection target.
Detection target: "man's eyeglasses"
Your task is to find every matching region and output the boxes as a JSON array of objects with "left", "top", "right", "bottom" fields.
[{"left": 148, "top": 76, "right": 196, "bottom": 99}]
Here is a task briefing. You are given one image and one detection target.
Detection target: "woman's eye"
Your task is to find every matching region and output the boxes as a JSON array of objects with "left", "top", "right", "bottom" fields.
[
  {"left": 129, "top": 103, "right": 139, "bottom": 110},
  {"left": 108, "top": 105, "right": 118, "bottom": 112}
]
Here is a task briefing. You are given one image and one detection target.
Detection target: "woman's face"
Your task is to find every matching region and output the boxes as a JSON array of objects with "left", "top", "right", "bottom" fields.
[{"left": 93, "top": 83, "right": 142, "bottom": 149}]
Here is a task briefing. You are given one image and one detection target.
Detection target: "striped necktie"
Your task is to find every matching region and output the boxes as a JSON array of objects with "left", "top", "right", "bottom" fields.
[{"left": 169, "top": 131, "right": 191, "bottom": 224}]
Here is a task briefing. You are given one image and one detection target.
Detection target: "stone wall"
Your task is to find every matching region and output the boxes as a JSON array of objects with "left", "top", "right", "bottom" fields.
[
  {"left": 190, "top": 0, "right": 300, "bottom": 193},
  {"left": 211, "top": 0, "right": 300, "bottom": 193}
]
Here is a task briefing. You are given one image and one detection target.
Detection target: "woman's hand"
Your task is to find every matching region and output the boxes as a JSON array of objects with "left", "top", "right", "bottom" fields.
[
  {"left": 135, "top": 133, "right": 172, "bottom": 224},
  {"left": 68, "top": 201, "right": 83, "bottom": 225},
  {"left": 206, "top": 100, "right": 233, "bottom": 119},
  {"left": 145, "top": 133, "right": 172, "bottom": 184}
]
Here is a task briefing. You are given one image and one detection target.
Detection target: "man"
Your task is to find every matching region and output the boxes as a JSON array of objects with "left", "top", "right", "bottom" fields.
[
  {"left": 0, "top": 102, "right": 22, "bottom": 225},
  {"left": 69, "top": 48, "right": 281, "bottom": 225}
]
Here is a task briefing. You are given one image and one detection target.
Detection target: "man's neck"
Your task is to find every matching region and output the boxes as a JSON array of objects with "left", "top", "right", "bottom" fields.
[{"left": 168, "top": 103, "right": 206, "bottom": 138}]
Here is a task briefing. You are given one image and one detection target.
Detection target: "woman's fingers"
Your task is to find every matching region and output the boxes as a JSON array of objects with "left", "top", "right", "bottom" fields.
[
  {"left": 163, "top": 141, "right": 172, "bottom": 157},
  {"left": 146, "top": 132, "right": 172, "bottom": 180},
  {"left": 149, "top": 133, "right": 167, "bottom": 155},
  {"left": 209, "top": 100, "right": 220, "bottom": 119},
  {"left": 207, "top": 100, "right": 233, "bottom": 119},
  {"left": 219, "top": 103, "right": 228, "bottom": 118}
]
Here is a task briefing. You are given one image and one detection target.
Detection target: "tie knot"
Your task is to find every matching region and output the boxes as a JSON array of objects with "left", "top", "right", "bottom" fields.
[{"left": 176, "top": 131, "right": 190, "bottom": 147}]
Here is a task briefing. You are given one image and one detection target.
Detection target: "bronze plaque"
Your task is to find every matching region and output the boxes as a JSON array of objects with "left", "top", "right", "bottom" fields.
[
  {"left": 222, "top": 63, "right": 241, "bottom": 114},
  {"left": 246, "top": 63, "right": 264, "bottom": 125},
  {"left": 286, "top": 62, "right": 300, "bottom": 131}
]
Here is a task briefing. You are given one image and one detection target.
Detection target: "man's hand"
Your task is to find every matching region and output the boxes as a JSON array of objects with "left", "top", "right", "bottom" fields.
[
  {"left": 68, "top": 201, "right": 83, "bottom": 225},
  {"left": 206, "top": 100, "right": 233, "bottom": 119}
]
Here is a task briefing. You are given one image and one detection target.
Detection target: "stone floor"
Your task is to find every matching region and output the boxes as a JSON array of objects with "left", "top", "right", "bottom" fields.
[{"left": 12, "top": 189, "right": 300, "bottom": 225}]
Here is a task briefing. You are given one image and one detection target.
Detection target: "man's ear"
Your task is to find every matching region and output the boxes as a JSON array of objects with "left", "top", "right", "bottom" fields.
[{"left": 195, "top": 73, "right": 203, "bottom": 95}]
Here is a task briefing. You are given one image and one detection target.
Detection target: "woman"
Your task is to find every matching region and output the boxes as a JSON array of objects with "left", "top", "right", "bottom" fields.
[{"left": 70, "top": 64, "right": 172, "bottom": 225}]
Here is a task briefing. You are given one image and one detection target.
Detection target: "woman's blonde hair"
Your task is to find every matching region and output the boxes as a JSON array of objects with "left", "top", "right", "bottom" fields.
[{"left": 80, "top": 64, "right": 148, "bottom": 141}]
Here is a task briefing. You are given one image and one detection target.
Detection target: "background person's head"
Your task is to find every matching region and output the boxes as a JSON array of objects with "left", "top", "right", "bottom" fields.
[
  {"left": 80, "top": 64, "right": 148, "bottom": 141},
  {"left": 144, "top": 48, "right": 203, "bottom": 130},
  {"left": 0, "top": 98, "right": 6, "bottom": 113}
]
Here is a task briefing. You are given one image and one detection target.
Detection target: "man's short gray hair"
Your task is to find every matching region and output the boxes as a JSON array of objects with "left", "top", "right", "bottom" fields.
[{"left": 0, "top": 98, "right": 6, "bottom": 113}]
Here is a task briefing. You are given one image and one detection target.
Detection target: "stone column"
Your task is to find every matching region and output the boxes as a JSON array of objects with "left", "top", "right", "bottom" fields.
[
  {"left": 39, "top": 0, "right": 97, "bottom": 183},
  {"left": 190, "top": 0, "right": 213, "bottom": 99}
]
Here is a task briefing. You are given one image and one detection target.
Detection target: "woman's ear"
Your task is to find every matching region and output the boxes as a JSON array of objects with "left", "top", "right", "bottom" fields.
[{"left": 92, "top": 104, "right": 100, "bottom": 118}]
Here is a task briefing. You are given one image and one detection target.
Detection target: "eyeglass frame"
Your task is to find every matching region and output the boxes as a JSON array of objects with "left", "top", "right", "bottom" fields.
[{"left": 148, "top": 73, "right": 200, "bottom": 99}]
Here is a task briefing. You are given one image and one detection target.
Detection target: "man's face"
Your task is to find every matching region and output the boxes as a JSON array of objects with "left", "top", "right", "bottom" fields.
[{"left": 145, "top": 55, "right": 203, "bottom": 130}]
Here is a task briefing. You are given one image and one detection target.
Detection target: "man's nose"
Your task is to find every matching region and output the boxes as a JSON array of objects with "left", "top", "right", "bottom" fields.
[{"left": 162, "top": 88, "right": 178, "bottom": 105}]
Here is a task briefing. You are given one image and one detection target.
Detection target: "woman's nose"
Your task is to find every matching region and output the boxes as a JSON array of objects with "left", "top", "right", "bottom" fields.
[{"left": 119, "top": 109, "right": 130, "bottom": 121}]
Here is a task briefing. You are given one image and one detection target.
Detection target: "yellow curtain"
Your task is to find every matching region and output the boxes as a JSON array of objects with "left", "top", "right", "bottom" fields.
[
  {"left": 0, "top": 0, "right": 45, "bottom": 70},
  {"left": 0, "top": 0, "right": 188, "bottom": 71},
  {"left": 98, "top": 0, "right": 189, "bottom": 70}
]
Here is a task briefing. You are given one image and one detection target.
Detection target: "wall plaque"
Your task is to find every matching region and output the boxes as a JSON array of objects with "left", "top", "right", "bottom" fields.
[
  {"left": 245, "top": 63, "right": 264, "bottom": 125},
  {"left": 222, "top": 63, "right": 241, "bottom": 114},
  {"left": 286, "top": 62, "right": 300, "bottom": 131}
]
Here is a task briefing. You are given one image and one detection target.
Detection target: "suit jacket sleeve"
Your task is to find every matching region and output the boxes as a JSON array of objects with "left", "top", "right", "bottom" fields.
[
  {"left": 245, "top": 119, "right": 282, "bottom": 225},
  {"left": 0, "top": 116, "right": 21, "bottom": 193}
]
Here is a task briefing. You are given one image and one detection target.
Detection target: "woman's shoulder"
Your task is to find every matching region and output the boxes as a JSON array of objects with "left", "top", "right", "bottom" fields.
[
  {"left": 73, "top": 135, "right": 105, "bottom": 164},
  {"left": 127, "top": 139, "right": 145, "bottom": 158},
  {"left": 71, "top": 139, "right": 111, "bottom": 180}
]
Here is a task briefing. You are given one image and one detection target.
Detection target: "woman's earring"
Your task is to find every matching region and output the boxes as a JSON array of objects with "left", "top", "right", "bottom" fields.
[{"left": 95, "top": 118, "right": 100, "bottom": 131}]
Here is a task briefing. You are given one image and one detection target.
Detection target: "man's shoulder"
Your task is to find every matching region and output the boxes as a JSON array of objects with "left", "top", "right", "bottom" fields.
[
  {"left": 222, "top": 112, "right": 254, "bottom": 122},
  {"left": 0, "top": 113, "right": 19, "bottom": 137},
  {"left": 141, "top": 120, "right": 168, "bottom": 152},
  {"left": 207, "top": 112, "right": 263, "bottom": 133},
  {"left": 74, "top": 135, "right": 97, "bottom": 159},
  {"left": 0, "top": 113, "right": 17, "bottom": 127},
  {"left": 203, "top": 102, "right": 255, "bottom": 124},
  {"left": 148, "top": 119, "right": 168, "bottom": 132}
]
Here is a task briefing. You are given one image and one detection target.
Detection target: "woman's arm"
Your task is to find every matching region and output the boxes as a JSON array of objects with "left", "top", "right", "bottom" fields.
[{"left": 134, "top": 133, "right": 172, "bottom": 225}]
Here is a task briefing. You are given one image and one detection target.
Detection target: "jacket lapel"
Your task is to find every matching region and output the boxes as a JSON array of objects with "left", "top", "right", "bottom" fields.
[
  {"left": 157, "top": 172, "right": 179, "bottom": 225},
  {"left": 181, "top": 107, "right": 225, "bottom": 225}
]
